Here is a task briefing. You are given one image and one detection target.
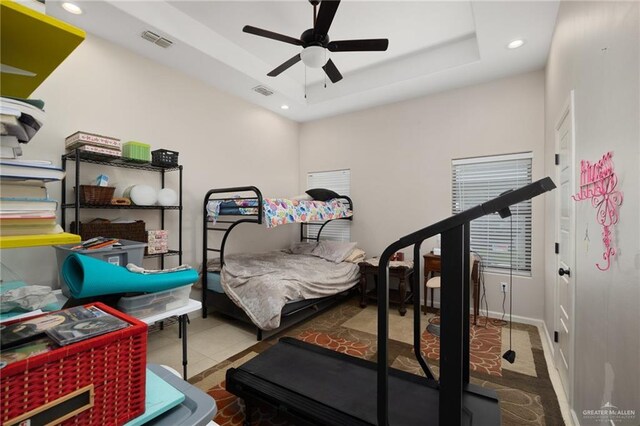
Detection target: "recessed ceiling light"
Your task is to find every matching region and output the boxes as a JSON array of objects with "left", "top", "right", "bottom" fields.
[
  {"left": 281, "top": 105, "right": 289, "bottom": 110},
  {"left": 507, "top": 39, "right": 525, "bottom": 49},
  {"left": 62, "top": 2, "right": 83, "bottom": 14}
]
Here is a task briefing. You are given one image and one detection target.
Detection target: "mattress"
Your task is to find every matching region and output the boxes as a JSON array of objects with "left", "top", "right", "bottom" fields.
[
  {"left": 205, "top": 251, "right": 359, "bottom": 330},
  {"left": 206, "top": 271, "right": 224, "bottom": 294},
  {"left": 206, "top": 198, "right": 352, "bottom": 228}
]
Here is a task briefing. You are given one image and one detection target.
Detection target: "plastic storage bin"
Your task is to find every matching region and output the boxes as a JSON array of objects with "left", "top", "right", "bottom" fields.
[
  {"left": 145, "top": 364, "right": 217, "bottom": 426},
  {"left": 54, "top": 239, "right": 147, "bottom": 296},
  {"left": 151, "top": 149, "right": 179, "bottom": 167},
  {"left": 117, "top": 284, "right": 192, "bottom": 319},
  {"left": 123, "top": 141, "right": 151, "bottom": 162}
]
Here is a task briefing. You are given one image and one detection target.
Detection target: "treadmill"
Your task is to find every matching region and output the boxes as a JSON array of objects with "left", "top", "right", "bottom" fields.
[{"left": 226, "top": 177, "right": 556, "bottom": 426}]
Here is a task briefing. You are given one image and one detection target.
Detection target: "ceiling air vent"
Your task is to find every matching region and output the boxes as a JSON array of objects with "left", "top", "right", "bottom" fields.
[
  {"left": 155, "top": 38, "right": 173, "bottom": 48},
  {"left": 141, "top": 31, "right": 173, "bottom": 48},
  {"left": 141, "top": 30, "right": 160, "bottom": 43},
  {"left": 252, "top": 85, "right": 274, "bottom": 97}
]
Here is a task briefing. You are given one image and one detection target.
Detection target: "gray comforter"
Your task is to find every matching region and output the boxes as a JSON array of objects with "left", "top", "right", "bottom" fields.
[{"left": 220, "top": 251, "right": 360, "bottom": 330}]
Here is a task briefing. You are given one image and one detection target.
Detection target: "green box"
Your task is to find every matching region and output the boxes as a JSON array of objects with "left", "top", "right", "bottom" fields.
[{"left": 123, "top": 141, "right": 151, "bottom": 162}]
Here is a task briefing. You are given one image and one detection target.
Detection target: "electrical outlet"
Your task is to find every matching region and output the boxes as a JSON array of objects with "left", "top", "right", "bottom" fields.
[{"left": 501, "top": 282, "right": 508, "bottom": 293}]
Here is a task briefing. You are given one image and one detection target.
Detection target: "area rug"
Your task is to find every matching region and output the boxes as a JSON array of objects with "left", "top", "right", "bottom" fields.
[{"left": 190, "top": 298, "right": 564, "bottom": 425}]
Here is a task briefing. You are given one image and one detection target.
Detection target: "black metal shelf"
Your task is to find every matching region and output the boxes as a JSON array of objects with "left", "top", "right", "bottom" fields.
[
  {"left": 62, "top": 152, "right": 181, "bottom": 172},
  {"left": 61, "top": 147, "right": 184, "bottom": 268},
  {"left": 144, "top": 249, "right": 181, "bottom": 259},
  {"left": 62, "top": 204, "right": 181, "bottom": 210}
]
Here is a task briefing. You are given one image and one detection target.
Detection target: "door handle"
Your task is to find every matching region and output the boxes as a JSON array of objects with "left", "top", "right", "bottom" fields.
[{"left": 558, "top": 267, "right": 571, "bottom": 277}]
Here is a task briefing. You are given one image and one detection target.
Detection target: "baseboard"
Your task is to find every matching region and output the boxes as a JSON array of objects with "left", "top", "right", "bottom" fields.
[
  {"left": 571, "top": 409, "right": 581, "bottom": 425},
  {"left": 541, "top": 320, "right": 556, "bottom": 357},
  {"left": 427, "top": 302, "right": 544, "bottom": 327}
]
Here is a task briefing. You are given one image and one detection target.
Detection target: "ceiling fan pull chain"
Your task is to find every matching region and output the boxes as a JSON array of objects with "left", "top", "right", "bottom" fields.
[
  {"left": 324, "top": 50, "right": 327, "bottom": 88},
  {"left": 305, "top": 66, "right": 307, "bottom": 99}
]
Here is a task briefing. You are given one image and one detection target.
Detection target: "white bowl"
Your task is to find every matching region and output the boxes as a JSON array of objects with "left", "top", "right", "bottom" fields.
[
  {"left": 157, "top": 188, "right": 177, "bottom": 206},
  {"left": 129, "top": 185, "right": 157, "bottom": 206}
]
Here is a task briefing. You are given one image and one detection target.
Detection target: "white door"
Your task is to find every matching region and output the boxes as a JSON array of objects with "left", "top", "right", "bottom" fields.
[{"left": 555, "top": 92, "right": 575, "bottom": 401}]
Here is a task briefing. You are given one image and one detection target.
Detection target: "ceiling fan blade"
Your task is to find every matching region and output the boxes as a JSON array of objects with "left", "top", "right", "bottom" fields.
[
  {"left": 328, "top": 38, "right": 389, "bottom": 52},
  {"left": 267, "top": 54, "right": 302, "bottom": 77},
  {"left": 243, "top": 25, "right": 303, "bottom": 46},
  {"left": 314, "top": 0, "right": 340, "bottom": 36},
  {"left": 322, "top": 59, "right": 343, "bottom": 83}
]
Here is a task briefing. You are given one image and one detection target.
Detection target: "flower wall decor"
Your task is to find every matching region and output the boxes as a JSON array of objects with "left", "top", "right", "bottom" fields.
[{"left": 571, "top": 151, "right": 623, "bottom": 271}]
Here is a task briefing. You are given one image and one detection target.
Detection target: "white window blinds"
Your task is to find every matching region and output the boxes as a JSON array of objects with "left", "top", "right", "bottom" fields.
[
  {"left": 451, "top": 153, "right": 533, "bottom": 275},
  {"left": 306, "top": 169, "right": 351, "bottom": 241}
]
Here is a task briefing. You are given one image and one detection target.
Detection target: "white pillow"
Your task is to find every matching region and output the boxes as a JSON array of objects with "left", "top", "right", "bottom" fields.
[
  {"left": 289, "top": 241, "right": 318, "bottom": 255},
  {"left": 312, "top": 241, "right": 358, "bottom": 263},
  {"left": 344, "top": 248, "right": 366, "bottom": 263}
]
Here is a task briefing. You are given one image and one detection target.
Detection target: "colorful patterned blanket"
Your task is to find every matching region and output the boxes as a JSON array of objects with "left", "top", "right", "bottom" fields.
[{"left": 207, "top": 198, "right": 352, "bottom": 228}]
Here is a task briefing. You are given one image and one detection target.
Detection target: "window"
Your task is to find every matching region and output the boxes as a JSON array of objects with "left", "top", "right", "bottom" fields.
[
  {"left": 306, "top": 169, "right": 351, "bottom": 241},
  {"left": 451, "top": 153, "right": 532, "bottom": 275}
]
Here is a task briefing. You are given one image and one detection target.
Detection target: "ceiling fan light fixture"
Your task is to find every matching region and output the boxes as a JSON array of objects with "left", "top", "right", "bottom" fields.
[{"left": 300, "top": 46, "right": 327, "bottom": 68}]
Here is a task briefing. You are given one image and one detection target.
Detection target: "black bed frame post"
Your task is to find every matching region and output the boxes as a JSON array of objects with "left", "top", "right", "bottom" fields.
[{"left": 202, "top": 191, "right": 210, "bottom": 318}]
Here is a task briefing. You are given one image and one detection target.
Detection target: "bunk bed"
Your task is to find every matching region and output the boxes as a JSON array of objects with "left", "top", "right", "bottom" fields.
[{"left": 202, "top": 186, "right": 358, "bottom": 340}]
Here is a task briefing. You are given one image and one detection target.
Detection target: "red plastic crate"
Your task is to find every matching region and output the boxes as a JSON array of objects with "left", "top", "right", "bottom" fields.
[{"left": 1, "top": 303, "right": 147, "bottom": 426}]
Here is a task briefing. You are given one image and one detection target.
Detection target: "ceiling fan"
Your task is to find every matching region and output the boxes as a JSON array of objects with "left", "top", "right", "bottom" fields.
[{"left": 243, "top": 0, "right": 389, "bottom": 84}]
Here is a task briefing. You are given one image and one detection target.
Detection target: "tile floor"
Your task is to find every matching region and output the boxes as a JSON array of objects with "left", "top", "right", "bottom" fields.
[{"left": 146, "top": 306, "right": 257, "bottom": 380}]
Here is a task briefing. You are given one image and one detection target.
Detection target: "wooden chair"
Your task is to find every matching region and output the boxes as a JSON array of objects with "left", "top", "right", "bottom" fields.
[{"left": 425, "top": 253, "right": 477, "bottom": 314}]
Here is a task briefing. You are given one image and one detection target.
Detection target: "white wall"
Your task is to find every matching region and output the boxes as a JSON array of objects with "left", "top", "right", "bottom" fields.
[
  {"left": 1, "top": 34, "right": 300, "bottom": 286},
  {"left": 544, "top": 1, "right": 640, "bottom": 422},
  {"left": 299, "top": 70, "right": 547, "bottom": 320}
]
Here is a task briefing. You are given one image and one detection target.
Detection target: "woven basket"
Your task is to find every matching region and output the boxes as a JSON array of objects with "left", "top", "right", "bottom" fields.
[
  {"left": 78, "top": 185, "right": 115, "bottom": 205},
  {"left": 1, "top": 303, "right": 147, "bottom": 426},
  {"left": 72, "top": 219, "right": 146, "bottom": 242}
]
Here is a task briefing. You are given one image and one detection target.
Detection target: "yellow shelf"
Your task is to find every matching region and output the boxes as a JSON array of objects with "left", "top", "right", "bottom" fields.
[
  {"left": 1, "top": 0, "right": 86, "bottom": 98},
  {"left": 0, "top": 232, "right": 81, "bottom": 249}
]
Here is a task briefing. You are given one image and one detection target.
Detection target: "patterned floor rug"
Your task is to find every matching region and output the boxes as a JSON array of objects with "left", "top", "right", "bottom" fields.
[{"left": 190, "top": 298, "right": 564, "bottom": 425}]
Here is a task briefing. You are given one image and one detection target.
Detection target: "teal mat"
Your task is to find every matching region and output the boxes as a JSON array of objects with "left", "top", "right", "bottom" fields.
[{"left": 62, "top": 254, "right": 198, "bottom": 298}]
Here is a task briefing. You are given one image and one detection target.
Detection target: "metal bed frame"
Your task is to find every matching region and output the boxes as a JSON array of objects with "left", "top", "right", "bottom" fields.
[
  {"left": 225, "top": 177, "right": 556, "bottom": 425},
  {"left": 201, "top": 186, "right": 354, "bottom": 340}
]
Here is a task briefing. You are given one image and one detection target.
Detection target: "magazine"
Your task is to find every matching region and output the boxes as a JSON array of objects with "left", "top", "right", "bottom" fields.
[
  {"left": 46, "top": 314, "right": 129, "bottom": 346},
  {"left": 0, "top": 306, "right": 119, "bottom": 349},
  {"left": 0, "top": 337, "right": 57, "bottom": 369},
  {"left": 0, "top": 306, "right": 129, "bottom": 351}
]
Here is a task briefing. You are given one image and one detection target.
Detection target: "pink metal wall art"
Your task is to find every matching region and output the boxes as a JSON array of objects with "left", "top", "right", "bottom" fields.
[{"left": 571, "top": 151, "right": 623, "bottom": 271}]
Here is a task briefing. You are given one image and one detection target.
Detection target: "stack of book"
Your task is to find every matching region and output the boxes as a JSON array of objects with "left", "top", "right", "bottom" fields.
[
  {"left": 65, "top": 131, "right": 121, "bottom": 158},
  {"left": 1, "top": 97, "right": 46, "bottom": 159},
  {"left": 0, "top": 159, "right": 65, "bottom": 237}
]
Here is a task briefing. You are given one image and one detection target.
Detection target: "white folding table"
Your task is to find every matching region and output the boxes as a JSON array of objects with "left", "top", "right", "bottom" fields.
[{"left": 141, "top": 299, "right": 202, "bottom": 380}]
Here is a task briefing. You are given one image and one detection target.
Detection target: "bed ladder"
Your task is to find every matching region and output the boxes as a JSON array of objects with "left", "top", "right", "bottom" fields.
[{"left": 202, "top": 186, "right": 263, "bottom": 318}]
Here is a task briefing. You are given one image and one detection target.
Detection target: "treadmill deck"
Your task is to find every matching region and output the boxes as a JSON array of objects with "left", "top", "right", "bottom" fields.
[{"left": 226, "top": 337, "right": 501, "bottom": 425}]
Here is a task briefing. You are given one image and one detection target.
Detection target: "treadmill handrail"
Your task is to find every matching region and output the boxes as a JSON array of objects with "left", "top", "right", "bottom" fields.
[{"left": 376, "top": 176, "right": 556, "bottom": 425}]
